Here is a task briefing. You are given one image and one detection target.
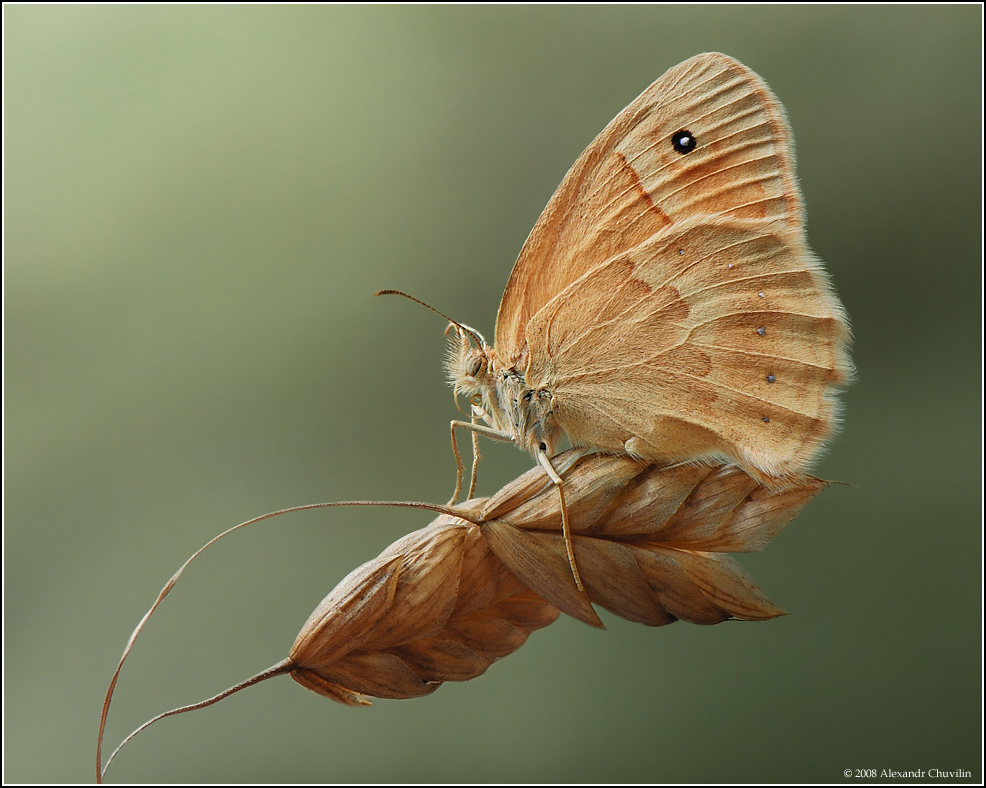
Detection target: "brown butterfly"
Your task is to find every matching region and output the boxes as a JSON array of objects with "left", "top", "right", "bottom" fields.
[{"left": 384, "top": 53, "right": 853, "bottom": 586}]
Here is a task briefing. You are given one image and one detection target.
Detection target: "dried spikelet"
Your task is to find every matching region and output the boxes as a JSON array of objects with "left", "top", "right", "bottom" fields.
[
  {"left": 478, "top": 450, "right": 827, "bottom": 629},
  {"left": 98, "top": 453, "right": 826, "bottom": 779},
  {"left": 288, "top": 506, "right": 559, "bottom": 706},
  {"left": 287, "top": 451, "right": 826, "bottom": 701}
]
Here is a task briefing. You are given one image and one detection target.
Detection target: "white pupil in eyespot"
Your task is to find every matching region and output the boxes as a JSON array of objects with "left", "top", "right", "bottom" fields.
[{"left": 671, "top": 129, "right": 697, "bottom": 154}]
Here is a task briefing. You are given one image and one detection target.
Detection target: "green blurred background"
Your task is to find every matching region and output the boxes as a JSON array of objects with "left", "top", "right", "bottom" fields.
[{"left": 4, "top": 5, "right": 981, "bottom": 784}]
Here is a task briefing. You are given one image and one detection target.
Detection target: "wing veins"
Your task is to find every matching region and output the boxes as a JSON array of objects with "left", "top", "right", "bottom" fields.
[
  {"left": 687, "top": 341, "right": 835, "bottom": 371},
  {"left": 562, "top": 364, "right": 820, "bottom": 420}
]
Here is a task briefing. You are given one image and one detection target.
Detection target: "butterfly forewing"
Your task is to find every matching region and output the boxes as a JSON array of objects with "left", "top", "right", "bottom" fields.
[{"left": 494, "top": 52, "right": 804, "bottom": 354}]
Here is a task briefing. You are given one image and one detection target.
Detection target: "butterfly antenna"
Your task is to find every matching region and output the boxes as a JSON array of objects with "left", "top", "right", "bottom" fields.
[{"left": 375, "top": 289, "right": 487, "bottom": 350}]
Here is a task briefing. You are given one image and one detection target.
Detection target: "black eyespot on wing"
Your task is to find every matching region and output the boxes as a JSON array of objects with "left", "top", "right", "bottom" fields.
[{"left": 671, "top": 129, "right": 697, "bottom": 154}]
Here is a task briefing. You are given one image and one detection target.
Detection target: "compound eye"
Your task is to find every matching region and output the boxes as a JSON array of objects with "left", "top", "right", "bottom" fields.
[{"left": 465, "top": 355, "right": 485, "bottom": 378}]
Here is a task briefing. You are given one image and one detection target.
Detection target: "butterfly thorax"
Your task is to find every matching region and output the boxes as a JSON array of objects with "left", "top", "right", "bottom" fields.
[
  {"left": 446, "top": 328, "right": 562, "bottom": 457},
  {"left": 487, "top": 363, "right": 563, "bottom": 456}
]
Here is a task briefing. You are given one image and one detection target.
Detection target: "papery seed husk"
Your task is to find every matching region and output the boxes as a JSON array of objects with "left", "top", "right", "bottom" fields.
[
  {"left": 358, "top": 526, "right": 467, "bottom": 650},
  {"left": 288, "top": 517, "right": 561, "bottom": 704},
  {"left": 478, "top": 449, "right": 825, "bottom": 627},
  {"left": 695, "top": 480, "right": 827, "bottom": 552},
  {"left": 287, "top": 450, "right": 825, "bottom": 704},
  {"left": 485, "top": 452, "right": 645, "bottom": 533},
  {"left": 670, "top": 550, "right": 786, "bottom": 620},
  {"left": 587, "top": 464, "right": 711, "bottom": 538},
  {"left": 573, "top": 538, "right": 672, "bottom": 626},
  {"left": 651, "top": 466, "right": 763, "bottom": 544},
  {"left": 481, "top": 520, "right": 604, "bottom": 628},
  {"left": 289, "top": 556, "right": 402, "bottom": 668}
]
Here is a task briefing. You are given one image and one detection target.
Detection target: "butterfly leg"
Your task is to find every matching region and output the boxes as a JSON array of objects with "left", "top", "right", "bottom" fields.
[
  {"left": 448, "top": 420, "right": 515, "bottom": 505},
  {"left": 448, "top": 421, "right": 465, "bottom": 506},
  {"left": 536, "top": 449, "right": 585, "bottom": 593},
  {"left": 467, "top": 414, "right": 481, "bottom": 500}
]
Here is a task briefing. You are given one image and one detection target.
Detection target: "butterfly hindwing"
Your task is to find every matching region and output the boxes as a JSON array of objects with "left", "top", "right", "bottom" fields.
[{"left": 523, "top": 217, "right": 851, "bottom": 479}]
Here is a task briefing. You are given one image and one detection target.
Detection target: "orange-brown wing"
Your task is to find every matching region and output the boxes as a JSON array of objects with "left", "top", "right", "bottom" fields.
[
  {"left": 494, "top": 52, "right": 803, "bottom": 358},
  {"left": 522, "top": 217, "right": 853, "bottom": 481}
]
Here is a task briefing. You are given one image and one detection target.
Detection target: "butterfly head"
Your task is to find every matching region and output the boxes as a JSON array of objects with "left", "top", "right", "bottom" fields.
[{"left": 445, "top": 322, "right": 491, "bottom": 401}]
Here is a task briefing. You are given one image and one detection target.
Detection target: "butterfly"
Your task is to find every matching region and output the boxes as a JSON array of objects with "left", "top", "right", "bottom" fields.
[{"left": 384, "top": 53, "right": 853, "bottom": 588}]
